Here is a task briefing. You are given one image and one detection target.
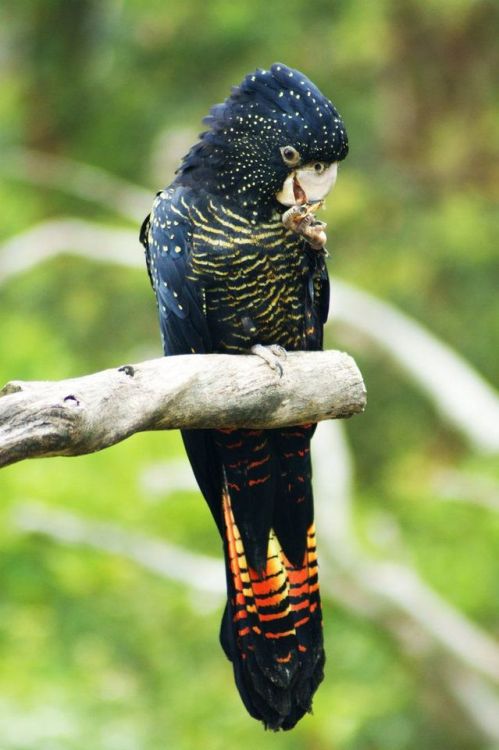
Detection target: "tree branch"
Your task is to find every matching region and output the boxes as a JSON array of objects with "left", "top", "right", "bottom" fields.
[{"left": 0, "top": 349, "right": 366, "bottom": 468}]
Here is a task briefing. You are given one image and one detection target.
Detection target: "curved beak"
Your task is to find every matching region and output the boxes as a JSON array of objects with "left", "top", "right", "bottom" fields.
[{"left": 276, "top": 162, "right": 338, "bottom": 206}]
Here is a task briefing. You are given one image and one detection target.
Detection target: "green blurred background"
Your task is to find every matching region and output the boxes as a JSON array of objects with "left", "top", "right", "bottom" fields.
[{"left": 1, "top": 1, "right": 499, "bottom": 748}]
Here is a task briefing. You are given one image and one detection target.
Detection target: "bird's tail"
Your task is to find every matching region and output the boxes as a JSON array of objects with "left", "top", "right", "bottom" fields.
[{"left": 220, "top": 486, "right": 324, "bottom": 730}]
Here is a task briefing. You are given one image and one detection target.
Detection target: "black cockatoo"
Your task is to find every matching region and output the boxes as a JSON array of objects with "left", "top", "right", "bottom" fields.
[{"left": 140, "top": 63, "right": 348, "bottom": 730}]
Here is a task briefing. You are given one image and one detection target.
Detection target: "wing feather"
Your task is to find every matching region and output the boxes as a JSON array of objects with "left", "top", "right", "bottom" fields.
[{"left": 140, "top": 187, "right": 211, "bottom": 355}]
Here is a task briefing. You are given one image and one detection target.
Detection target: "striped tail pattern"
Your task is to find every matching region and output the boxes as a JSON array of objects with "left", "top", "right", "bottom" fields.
[{"left": 217, "top": 426, "right": 324, "bottom": 730}]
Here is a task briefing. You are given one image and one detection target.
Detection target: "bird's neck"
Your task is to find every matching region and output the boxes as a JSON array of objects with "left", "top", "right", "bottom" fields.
[
  {"left": 173, "top": 140, "right": 282, "bottom": 222},
  {"left": 175, "top": 172, "right": 281, "bottom": 223}
]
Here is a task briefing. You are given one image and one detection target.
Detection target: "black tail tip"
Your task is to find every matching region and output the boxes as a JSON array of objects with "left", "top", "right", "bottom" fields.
[{"left": 221, "top": 607, "right": 326, "bottom": 731}]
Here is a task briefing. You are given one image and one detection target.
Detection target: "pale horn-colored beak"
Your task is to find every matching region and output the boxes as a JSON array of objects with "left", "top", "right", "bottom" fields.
[{"left": 276, "top": 162, "right": 338, "bottom": 206}]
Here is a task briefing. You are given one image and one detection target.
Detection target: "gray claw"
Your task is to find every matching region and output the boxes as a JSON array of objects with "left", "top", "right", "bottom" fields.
[
  {"left": 268, "top": 344, "right": 287, "bottom": 359},
  {"left": 251, "top": 344, "right": 285, "bottom": 378}
]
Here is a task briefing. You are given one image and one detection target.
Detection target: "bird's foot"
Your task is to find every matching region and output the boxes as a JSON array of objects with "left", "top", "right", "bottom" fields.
[
  {"left": 251, "top": 344, "right": 287, "bottom": 378},
  {"left": 300, "top": 217, "right": 328, "bottom": 251},
  {"left": 281, "top": 202, "right": 328, "bottom": 252},
  {"left": 282, "top": 203, "right": 310, "bottom": 233}
]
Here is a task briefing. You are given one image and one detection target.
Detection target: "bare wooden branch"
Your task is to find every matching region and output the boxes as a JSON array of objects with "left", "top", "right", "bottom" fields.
[{"left": 0, "top": 350, "right": 366, "bottom": 468}]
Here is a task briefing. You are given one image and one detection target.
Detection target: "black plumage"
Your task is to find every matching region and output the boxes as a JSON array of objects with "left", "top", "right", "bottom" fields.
[{"left": 140, "top": 62, "right": 348, "bottom": 730}]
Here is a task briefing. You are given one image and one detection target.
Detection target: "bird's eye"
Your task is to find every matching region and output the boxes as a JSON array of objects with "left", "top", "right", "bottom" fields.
[
  {"left": 280, "top": 146, "right": 300, "bottom": 166},
  {"left": 313, "top": 162, "right": 326, "bottom": 174}
]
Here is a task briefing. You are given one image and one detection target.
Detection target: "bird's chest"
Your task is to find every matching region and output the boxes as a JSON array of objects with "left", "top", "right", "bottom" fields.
[{"left": 189, "top": 226, "right": 308, "bottom": 351}]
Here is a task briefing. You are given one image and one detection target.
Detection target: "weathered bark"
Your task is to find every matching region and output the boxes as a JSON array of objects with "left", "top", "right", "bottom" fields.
[{"left": 0, "top": 350, "right": 366, "bottom": 468}]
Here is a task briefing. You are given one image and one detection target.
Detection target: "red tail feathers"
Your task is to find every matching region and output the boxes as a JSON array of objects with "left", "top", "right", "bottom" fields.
[{"left": 220, "top": 489, "right": 324, "bottom": 730}]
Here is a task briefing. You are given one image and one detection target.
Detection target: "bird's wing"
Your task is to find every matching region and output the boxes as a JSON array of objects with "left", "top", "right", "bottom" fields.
[
  {"left": 140, "top": 187, "right": 211, "bottom": 356},
  {"left": 140, "top": 188, "right": 226, "bottom": 528}
]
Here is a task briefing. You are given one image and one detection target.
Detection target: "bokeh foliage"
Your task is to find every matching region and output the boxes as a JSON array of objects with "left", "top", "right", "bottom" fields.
[{"left": 1, "top": 1, "right": 498, "bottom": 748}]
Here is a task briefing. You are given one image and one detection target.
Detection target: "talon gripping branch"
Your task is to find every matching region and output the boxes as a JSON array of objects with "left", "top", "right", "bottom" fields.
[{"left": 140, "top": 63, "right": 348, "bottom": 730}]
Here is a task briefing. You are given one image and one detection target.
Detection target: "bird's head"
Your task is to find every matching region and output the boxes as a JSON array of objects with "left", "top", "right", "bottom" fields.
[{"left": 175, "top": 63, "right": 348, "bottom": 220}]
